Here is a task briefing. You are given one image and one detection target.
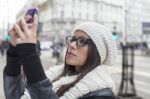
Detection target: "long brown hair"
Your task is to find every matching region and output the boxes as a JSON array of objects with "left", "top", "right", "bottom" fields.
[{"left": 55, "top": 36, "right": 101, "bottom": 97}]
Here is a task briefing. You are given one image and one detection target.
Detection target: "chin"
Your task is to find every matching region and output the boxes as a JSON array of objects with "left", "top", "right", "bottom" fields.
[
  {"left": 66, "top": 60, "right": 73, "bottom": 65},
  {"left": 66, "top": 59, "right": 76, "bottom": 66},
  {"left": 66, "top": 60, "right": 83, "bottom": 67}
]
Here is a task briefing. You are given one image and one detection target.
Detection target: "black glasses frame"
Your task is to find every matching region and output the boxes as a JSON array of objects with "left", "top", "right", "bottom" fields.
[{"left": 66, "top": 36, "right": 91, "bottom": 47}]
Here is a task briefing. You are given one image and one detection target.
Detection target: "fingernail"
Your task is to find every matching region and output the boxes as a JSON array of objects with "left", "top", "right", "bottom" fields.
[{"left": 27, "top": 15, "right": 32, "bottom": 18}]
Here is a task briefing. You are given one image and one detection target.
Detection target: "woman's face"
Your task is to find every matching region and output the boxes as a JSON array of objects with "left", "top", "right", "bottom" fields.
[{"left": 66, "top": 31, "right": 89, "bottom": 69}]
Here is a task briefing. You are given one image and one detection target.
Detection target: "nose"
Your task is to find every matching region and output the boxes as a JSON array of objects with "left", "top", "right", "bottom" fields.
[{"left": 69, "top": 41, "right": 77, "bottom": 49}]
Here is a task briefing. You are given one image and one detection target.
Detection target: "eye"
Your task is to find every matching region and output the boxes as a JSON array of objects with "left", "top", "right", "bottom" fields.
[
  {"left": 66, "top": 36, "right": 74, "bottom": 45},
  {"left": 78, "top": 38, "right": 88, "bottom": 44},
  {"left": 71, "top": 36, "right": 76, "bottom": 42}
]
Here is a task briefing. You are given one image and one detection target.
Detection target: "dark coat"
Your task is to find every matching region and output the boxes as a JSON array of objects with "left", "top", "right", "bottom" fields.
[{"left": 79, "top": 88, "right": 116, "bottom": 99}]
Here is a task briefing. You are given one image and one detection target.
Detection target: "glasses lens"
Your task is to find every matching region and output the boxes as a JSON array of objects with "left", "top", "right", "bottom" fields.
[
  {"left": 66, "top": 36, "right": 91, "bottom": 47},
  {"left": 66, "top": 36, "right": 72, "bottom": 45},
  {"left": 77, "top": 38, "right": 89, "bottom": 47}
]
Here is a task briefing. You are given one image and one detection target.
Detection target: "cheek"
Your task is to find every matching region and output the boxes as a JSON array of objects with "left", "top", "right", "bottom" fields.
[
  {"left": 76, "top": 47, "right": 88, "bottom": 65},
  {"left": 65, "top": 47, "right": 89, "bottom": 66}
]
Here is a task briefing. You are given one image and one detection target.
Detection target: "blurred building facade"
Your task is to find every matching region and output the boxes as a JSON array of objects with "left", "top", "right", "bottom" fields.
[
  {"left": 17, "top": 0, "right": 123, "bottom": 41},
  {"left": 0, "top": 0, "right": 10, "bottom": 40},
  {"left": 125, "top": 0, "right": 150, "bottom": 42},
  {"left": 17, "top": 0, "right": 150, "bottom": 42}
]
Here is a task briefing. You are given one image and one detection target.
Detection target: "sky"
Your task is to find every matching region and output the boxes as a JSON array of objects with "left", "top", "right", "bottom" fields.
[{"left": 0, "top": 0, "right": 27, "bottom": 29}]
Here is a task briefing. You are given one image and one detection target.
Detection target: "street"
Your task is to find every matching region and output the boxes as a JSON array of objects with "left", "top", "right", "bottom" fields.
[
  {"left": 0, "top": 50, "right": 150, "bottom": 99},
  {"left": 109, "top": 51, "right": 150, "bottom": 99}
]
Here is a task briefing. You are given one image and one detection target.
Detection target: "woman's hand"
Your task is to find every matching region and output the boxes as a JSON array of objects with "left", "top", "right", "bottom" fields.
[
  {"left": 14, "top": 14, "right": 38, "bottom": 45},
  {"left": 9, "top": 15, "right": 32, "bottom": 46}
]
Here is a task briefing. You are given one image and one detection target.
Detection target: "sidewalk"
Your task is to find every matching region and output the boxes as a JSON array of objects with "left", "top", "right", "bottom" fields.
[{"left": 109, "top": 54, "right": 150, "bottom": 99}]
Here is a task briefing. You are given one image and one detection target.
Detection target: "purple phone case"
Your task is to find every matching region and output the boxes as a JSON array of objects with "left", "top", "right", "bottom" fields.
[{"left": 26, "top": 8, "right": 39, "bottom": 23}]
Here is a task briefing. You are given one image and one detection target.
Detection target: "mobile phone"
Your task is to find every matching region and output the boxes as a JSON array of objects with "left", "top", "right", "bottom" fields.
[{"left": 25, "top": 8, "right": 39, "bottom": 23}]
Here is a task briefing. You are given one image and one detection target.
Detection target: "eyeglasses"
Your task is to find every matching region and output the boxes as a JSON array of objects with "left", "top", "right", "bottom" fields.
[{"left": 66, "top": 36, "right": 91, "bottom": 47}]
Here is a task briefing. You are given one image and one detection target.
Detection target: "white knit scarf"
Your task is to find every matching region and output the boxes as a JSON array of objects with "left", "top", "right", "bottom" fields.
[{"left": 45, "top": 64, "right": 116, "bottom": 99}]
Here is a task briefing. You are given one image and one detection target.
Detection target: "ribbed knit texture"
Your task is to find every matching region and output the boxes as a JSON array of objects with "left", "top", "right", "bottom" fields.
[{"left": 45, "top": 65, "right": 116, "bottom": 99}]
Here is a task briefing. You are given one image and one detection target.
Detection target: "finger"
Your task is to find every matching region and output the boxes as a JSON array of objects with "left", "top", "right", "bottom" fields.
[
  {"left": 16, "top": 17, "right": 22, "bottom": 27},
  {"left": 8, "top": 25, "right": 18, "bottom": 46},
  {"left": 11, "top": 26, "right": 19, "bottom": 38},
  {"left": 27, "top": 23, "right": 32, "bottom": 28},
  {"left": 24, "top": 15, "right": 32, "bottom": 29},
  {"left": 15, "top": 15, "right": 31, "bottom": 28},
  {"left": 31, "top": 14, "right": 38, "bottom": 32},
  {"left": 9, "top": 25, "right": 16, "bottom": 38},
  {"left": 24, "top": 15, "right": 32, "bottom": 22},
  {"left": 9, "top": 26, "right": 15, "bottom": 35},
  {"left": 14, "top": 24, "right": 25, "bottom": 38},
  {"left": 21, "top": 17, "right": 30, "bottom": 33}
]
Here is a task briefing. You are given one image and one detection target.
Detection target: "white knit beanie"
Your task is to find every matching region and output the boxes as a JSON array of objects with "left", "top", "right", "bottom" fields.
[{"left": 72, "top": 22, "right": 117, "bottom": 65}]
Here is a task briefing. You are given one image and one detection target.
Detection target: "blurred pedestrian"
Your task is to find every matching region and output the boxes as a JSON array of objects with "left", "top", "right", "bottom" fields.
[
  {"left": 0, "top": 41, "right": 5, "bottom": 58},
  {"left": 51, "top": 42, "right": 61, "bottom": 58},
  {"left": 51, "top": 41, "right": 64, "bottom": 64},
  {"left": 4, "top": 13, "right": 117, "bottom": 99},
  {"left": 37, "top": 40, "right": 41, "bottom": 56}
]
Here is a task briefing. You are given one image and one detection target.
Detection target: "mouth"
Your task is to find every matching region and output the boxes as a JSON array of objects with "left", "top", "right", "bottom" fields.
[{"left": 66, "top": 52, "right": 76, "bottom": 59}]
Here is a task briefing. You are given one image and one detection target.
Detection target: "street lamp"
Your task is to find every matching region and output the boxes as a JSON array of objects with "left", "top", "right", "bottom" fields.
[{"left": 117, "top": 1, "right": 142, "bottom": 99}]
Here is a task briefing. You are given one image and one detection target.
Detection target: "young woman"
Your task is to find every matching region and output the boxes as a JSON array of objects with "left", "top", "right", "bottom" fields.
[{"left": 3, "top": 14, "right": 117, "bottom": 99}]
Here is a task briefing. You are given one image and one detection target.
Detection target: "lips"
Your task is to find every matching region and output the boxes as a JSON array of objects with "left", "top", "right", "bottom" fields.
[{"left": 66, "top": 51, "right": 76, "bottom": 59}]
